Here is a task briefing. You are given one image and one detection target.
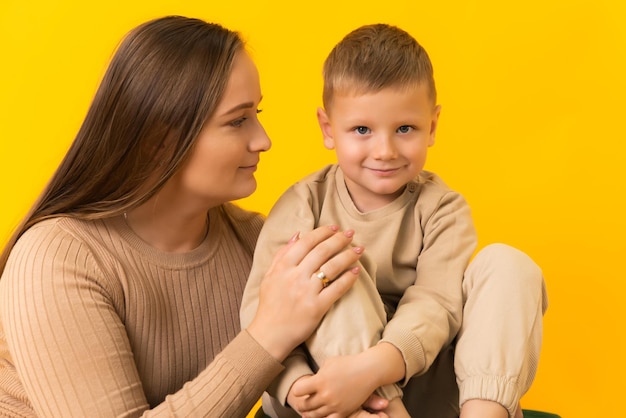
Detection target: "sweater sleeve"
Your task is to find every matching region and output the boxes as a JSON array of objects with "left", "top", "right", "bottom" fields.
[
  {"left": 240, "top": 182, "right": 320, "bottom": 406},
  {"left": 0, "top": 222, "right": 283, "bottom": 418},
  {"left": 381, "top": 190, "right": 477, "bottom": 384}
]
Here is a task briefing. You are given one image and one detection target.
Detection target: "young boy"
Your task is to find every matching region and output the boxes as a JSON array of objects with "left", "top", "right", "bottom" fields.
[{"left": 241, "top": 24, "right": 546, "bottom": 418}]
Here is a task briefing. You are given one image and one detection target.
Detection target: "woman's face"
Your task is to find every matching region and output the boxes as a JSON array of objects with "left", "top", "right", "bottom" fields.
[{"left": 169, "top": 50, "right": 271, "bottom": 209}]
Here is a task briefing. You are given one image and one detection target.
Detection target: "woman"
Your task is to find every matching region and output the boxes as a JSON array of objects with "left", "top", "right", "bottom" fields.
[{"left": 0, "top": 16, "right": 385, "bottom": 417}]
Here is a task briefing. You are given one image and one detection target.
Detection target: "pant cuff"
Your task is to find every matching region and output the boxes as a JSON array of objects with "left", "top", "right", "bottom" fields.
[{"left": 459, "top": 375, "right": 521, "bottom": 417}]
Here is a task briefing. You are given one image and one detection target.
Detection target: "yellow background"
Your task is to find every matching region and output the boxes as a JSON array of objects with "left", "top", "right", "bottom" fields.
[{"left": 1, "top": 1, "right": 625, "bottom": 417}]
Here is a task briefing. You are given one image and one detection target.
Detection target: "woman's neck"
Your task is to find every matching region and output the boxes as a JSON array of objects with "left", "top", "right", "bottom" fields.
[{"left": 123, "top": 203, "right": 210, "bottom": 253}]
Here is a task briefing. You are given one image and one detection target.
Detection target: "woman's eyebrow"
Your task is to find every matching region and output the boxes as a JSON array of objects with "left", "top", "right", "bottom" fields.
[
  {"left": 221, "top": 96, "right": 263, "bottom": 116},
  {"left": 222, "top": 102, "right": 255, "bottom": 116}
]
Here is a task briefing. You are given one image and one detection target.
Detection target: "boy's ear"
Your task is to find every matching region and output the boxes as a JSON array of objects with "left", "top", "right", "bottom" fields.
[
  {"left": 316, "top": 107, "right": 335, "bottom": 150},
  {"left": 428, "top": 104, "right": 442, "bottom": 147}
]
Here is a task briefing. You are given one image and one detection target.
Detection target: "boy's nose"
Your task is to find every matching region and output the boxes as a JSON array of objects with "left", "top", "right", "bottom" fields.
[{"left": 372, "top": 135, "right": 397, "bottom": 160}]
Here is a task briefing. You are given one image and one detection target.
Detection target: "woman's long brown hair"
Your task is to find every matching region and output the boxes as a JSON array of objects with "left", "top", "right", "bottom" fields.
[{"left": 0, "top": 16, "right": 243, "bottom": 274}]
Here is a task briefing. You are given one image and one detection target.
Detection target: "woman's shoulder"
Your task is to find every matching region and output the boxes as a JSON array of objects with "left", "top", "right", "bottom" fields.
[
  {"left": 10, "top": 216, "right": 126, "bottom": 278},
  {"left": 218, "top": 203, "right": 266, "bottom": 255},
  {"left": 4, "top": 217, "right": 125, "bottom": 293},
  {"left": 18, "top": 216, "right": 118, "bottom": 250},
  {"left": 17, "top": 216, "right": 91, "bottom": 246}
]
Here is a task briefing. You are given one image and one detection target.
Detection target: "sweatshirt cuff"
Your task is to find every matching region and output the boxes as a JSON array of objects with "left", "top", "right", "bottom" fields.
[{"left": 380, "top": 333, "right": 426, "bottom": 386}]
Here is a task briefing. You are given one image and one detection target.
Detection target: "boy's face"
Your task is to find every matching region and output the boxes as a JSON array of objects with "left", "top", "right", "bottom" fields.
[{"left": 318, "top": 83, "right": 440, "bottom": 212}]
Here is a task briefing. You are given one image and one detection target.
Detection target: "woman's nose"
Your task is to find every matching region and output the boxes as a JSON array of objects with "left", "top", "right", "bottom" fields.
[{"left": 251, "top": 121, "right": 271, "bottom": 152}]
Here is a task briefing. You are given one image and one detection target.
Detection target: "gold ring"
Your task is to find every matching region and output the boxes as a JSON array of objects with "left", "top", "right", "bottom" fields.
[{"left": 316, "top": 270, "right": 330, "bottom": 288}]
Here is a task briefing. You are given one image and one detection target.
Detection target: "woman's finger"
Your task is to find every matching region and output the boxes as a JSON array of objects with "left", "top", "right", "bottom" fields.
[
  {"left": 280, "top": 225, "right": 342, "bottom": 266},
  {"left": 317, "top": 267, "right": 360, "bottom": 307},
  {"left": 247, "top": 226, "right": 363, "bottom": 361},
  {"left": 312, "top": 244, "right": 364, "bottom": 290},
  {"left": 296, "top": 228, "right": 358, "bottom": 278}
]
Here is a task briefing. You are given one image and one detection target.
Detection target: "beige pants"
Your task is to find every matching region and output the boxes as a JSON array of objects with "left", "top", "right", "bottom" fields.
[{"left": 263, "top": 244, "right": 548, "bottom": 418}]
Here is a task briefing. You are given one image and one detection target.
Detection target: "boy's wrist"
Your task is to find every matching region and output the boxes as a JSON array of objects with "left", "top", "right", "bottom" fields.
[{"left": 361, "top": 342, "right": 406, "bottom": 387}]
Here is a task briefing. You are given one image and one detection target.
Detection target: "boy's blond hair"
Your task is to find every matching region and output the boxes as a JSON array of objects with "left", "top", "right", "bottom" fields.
[{"left": 322, "top": 23, "right": 436, "bottom": 111}]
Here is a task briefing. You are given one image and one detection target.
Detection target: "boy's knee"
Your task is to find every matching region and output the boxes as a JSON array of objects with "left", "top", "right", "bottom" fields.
[
  {"left": 468, "top": 244, "right": 544, "bottom": 297},
  {"left": 475, "top": 243, "right": 528, "bottom": 261},
  {"left": 476, "top": 244, "right": 541, "bottom": 278}
]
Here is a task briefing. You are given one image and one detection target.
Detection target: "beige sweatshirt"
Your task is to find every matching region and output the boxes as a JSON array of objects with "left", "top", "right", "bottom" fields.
[
  {"left": 0, "top": 203, "right": 282, "bottom": 417},
  {"left": 240, "top": 165, "right": 477, "bottom": 405}
]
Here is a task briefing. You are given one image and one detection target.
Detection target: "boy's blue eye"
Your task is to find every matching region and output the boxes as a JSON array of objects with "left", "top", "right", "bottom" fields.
[
  {"left": 397, "top": 125, "right": 412, "bottom": 134},
  {"left": 355, "top": 126, "right": 370, "bottom": 135}
]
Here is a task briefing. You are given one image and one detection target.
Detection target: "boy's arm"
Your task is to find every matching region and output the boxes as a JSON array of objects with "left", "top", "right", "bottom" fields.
[
  {"left": 240, "top": 183, "right": 318, "bottom": 405},
  {"left": 382, "top": 190, "right": 477, "bottom": 384}
]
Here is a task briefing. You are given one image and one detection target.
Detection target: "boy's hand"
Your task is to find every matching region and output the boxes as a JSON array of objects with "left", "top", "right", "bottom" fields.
[
  {"left": 289, "top": 381, "right": 388, "bottom": 418},
  {"left": 347, "top": 410, "right": 390, "bottom": 418},
  {"left": 288, "top": 354, "right": 379, "bottom": 417},
  {"left": 286, "top": 375, "right": 313, "bottom": 415},
  {"left": 286, "top": 377, "right": 391, "bottom": 418},
  {"left": 362, "top": 394, "right": 390, "bottom": 413}
]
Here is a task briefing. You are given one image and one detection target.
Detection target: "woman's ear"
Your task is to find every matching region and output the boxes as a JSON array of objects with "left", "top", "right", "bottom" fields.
[
  {"left": 429, "top": 104, "right": 442, "bottom": 147},
  {"left": 316, "top": 107, "right": 335, "bottom": 150}
]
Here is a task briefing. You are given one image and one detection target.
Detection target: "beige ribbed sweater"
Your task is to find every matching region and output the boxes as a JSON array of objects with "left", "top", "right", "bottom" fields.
[{"left": 0, "top": 203, "right": 282, "bottom": 417}]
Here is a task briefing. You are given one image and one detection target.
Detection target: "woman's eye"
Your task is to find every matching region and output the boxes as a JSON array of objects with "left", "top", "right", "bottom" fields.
[
  {"left": 230, "top": 117, "right": 246, "bottom": 128},
  {"left": 230, "top": 109, "right": 262, "bottom": 128},
  {"left": 397, "top": 125, "right": 413, "bottom": 134},
  {"left": 355, "top": 126, "right": 370, "bottom": 135}
]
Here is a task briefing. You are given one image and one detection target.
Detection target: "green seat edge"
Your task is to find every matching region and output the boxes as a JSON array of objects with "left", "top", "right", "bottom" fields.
[
  {"left": 254, "top": 406, "right": 560, "bottom": 417},
  {"left": 522, "top": 409, "right": 561, "bottom": 418}
]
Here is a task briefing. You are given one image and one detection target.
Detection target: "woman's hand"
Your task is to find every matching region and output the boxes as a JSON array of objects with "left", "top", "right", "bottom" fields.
[{"left": 247, "top": 225, "right": 363, "bottom": 361}]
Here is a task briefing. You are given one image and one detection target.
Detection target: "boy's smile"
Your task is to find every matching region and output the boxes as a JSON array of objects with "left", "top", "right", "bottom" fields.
[{"left": 317, "top": 83, "right": 440, "bottom": 212}]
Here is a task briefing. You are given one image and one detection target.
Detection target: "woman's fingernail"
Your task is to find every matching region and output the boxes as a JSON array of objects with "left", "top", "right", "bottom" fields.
[
  {"left": 328, "top": 225, "right": 340, "bottom": 231},
  {"left": 288, "top": 231, "right": 300, "bottom": 243},
  {"left": 352, "top": 246, "right": 364, "bottom": 254},
  {"left": 351, "top": 266, "right": 361, "bottom": 274},
  {"left": 343, "top": 229, "right": 355, "bottom": 238}
]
